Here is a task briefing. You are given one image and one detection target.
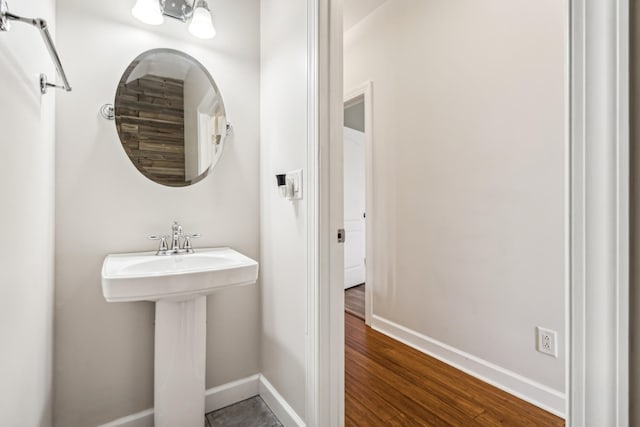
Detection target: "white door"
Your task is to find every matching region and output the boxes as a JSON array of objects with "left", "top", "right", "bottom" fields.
[{"left": 343, "top": 126, "right": 366, "bottom": 289}]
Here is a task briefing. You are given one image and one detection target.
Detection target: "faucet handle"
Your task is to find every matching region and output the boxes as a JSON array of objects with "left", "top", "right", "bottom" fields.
[
  {"left": 183, "top": 233, "right": 201, "bottom": 253},
  {"left": 148, "top": 235, "right": 169, "bottom": 254}
]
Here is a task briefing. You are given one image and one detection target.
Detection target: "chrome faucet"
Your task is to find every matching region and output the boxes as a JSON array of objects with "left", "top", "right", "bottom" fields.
[
  {"left": 171, "top": 221, "right": 183, "bottom": 253},
  {"left": 149, "top": 221, "right": 201, "bottom": 255}
]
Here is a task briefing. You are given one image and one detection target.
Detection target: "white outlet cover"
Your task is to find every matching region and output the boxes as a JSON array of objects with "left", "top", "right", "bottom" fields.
[{"left": 536, "top": 326, "right": 558, "bottom": 357}]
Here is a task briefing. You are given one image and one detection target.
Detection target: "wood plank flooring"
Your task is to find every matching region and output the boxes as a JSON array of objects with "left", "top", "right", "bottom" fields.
[
  {"left": 345, "top": 284, "right": 365, "bottom": 320},
  {"left": 345, "top": 313, "right": 565, "bottom": 426}
]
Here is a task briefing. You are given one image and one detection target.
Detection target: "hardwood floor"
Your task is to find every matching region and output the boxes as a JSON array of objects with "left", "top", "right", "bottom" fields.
[
  {"left": 345, "top": 284, "right": 365, "bottom": 320},
  {"left": 345, "top": 313, "right": 565, "bottom": 426}
]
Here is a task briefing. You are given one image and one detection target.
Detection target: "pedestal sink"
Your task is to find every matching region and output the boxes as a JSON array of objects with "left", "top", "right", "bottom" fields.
[{"left": 101, "top": 247, "right": 258, "bottom": 427}]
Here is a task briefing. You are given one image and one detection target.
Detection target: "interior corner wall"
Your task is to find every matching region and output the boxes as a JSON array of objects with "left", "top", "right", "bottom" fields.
[
  {"left": 0, "top": 0, "right": 56, "bottom": 425},
  {"left": 53, "top": 1, "right": 260, "bottom": 426},
  {"left": 259, "top": 0, "right": 308, "bottom": 421},
  {"left": 344, "top": 101, "right": 365, "bottom": 132},
  {"left": 344, "top": 0, "right": 566, "bottom": 399}
]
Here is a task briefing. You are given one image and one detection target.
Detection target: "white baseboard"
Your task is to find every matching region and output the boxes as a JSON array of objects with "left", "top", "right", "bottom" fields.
[
  {"left": 205, "top": 374, "right": 260, "bottom": 412},
  {"left": 96, "top": 409, "right": 154, "bottom": 427},
  {"left": 259, "top": 375, "right": 306, "bottom": 427},
  {"left": 371, "top": 315, "right": 566, "bottom": 418},
  {"left": 96, "top": 373, "right": 305, "bottom": 427},
  {"left": 96, "top": 374, "right": 260, "bottom": 427}
]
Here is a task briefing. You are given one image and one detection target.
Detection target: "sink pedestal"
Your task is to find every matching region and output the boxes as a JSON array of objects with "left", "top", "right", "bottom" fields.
[
  {"left": 101, "top": 247, "right": 259, "bottom": 425},
  {"left": 154, "top": 296, "right": 206, "bottom": 427}
]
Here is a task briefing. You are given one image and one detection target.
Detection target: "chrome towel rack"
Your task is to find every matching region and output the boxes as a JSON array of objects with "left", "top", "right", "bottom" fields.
[{"left": 0, "top": 0, "right": 71, "bottom": 94}]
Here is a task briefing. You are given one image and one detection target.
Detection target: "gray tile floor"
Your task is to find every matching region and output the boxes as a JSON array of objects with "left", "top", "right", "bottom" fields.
[{"left": 205, "top": 396, "right": 283, "bottom": 427}]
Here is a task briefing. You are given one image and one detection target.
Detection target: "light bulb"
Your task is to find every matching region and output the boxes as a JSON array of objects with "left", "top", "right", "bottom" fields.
[
  {"left": 132, "top": 0, "right": 164, "bottom": 26},
  {"left": 189, "top": 1, "right": 216, "bottom": 39}
]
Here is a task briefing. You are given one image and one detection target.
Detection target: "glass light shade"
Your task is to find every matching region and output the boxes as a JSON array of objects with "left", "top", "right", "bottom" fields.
[
  {"left": 188, "top": 5, "right": 216, "bottom": 39},
  {"left": 132, "top": 0, "right": 164, "bottom": 25}
]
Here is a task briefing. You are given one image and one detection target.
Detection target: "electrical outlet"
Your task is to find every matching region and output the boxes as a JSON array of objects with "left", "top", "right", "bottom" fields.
[{"left": 536, "top": 327, "right": 558, "bottom": 357}]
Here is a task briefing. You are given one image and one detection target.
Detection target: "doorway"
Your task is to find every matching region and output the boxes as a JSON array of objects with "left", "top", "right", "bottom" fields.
[
  {"left": 306, "top": 0, "right": 631, "bottom": 426},
  {"left": 343, "top": 83, "right": 373, "bottom": 325},
  {"left": 337, "top": 0, "right": 570, "bottom": 425}
]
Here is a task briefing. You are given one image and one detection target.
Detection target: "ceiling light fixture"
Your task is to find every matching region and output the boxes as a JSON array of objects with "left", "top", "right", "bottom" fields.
[
  {"left": 188, "top": 1, "right": 216, "bottom": 39},
  {"left": 131, "top": 0, "right": 216, "bottom": 39},
  {"left": 131, "top": 0, "right": 164, "bottom": 25}
]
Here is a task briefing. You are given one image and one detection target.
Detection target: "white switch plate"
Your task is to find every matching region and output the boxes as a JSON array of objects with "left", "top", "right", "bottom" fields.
[
  {"left": 286, "top": 169, "right": 303, "bottom": 200},
  {"left": 536, "top": 326, "right": 558, "bottom": 357}
]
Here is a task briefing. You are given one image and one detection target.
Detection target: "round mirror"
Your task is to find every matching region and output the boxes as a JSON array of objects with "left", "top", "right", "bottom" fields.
[{"left": 114, "top": 49, "right": 227, "bottom": 187}]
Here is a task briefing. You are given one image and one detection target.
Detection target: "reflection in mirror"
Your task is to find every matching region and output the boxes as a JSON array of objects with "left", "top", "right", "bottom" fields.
[{"left": 114, "top": 49, "right": 227, "bottom": 187}]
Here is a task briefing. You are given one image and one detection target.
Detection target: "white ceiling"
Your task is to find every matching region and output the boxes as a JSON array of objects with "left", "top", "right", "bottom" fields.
[{"left": 343, "top": 0, "right": 388, "bottom": 31}]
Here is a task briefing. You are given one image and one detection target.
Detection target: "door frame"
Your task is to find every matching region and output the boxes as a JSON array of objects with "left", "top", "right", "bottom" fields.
[
  {"left": 568, "top": 0, "right": 629, "bottom": 425},
  {"left": 306, "top": 0, "right": 630, "bottom": 426},
  {"left": 343, "top": 81, "right": 373, "bottom": 326}
]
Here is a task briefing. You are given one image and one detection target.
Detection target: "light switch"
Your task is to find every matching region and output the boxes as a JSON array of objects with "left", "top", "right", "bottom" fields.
[{"left": 286, "top": 169, "right": 303, "bottom": 200}]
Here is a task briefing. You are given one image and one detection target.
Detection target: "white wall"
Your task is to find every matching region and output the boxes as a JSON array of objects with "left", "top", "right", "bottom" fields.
[
  {"left": 54, "top": 1, "right": 260, "bottom": 425},
  {"left": 344, "top": 0, "right": 566, "bottom": 404},
  {"left": 0, "top": 0, "right": 56, "bottom": 425},
  {"left": 344, "top": 101, "right": 364, "bottom": 132},
  {"left": 260, "top": 0, "right": 309, "bottom": 421}
]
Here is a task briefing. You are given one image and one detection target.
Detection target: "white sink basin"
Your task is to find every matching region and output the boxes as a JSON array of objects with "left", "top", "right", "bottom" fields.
[
  {"left": 101, "top": 245, "right": 258, "bottom": 426},
  {"left": 101, "top": 247, "right": 258, "bottom": 302}
]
